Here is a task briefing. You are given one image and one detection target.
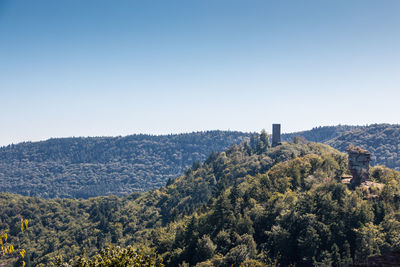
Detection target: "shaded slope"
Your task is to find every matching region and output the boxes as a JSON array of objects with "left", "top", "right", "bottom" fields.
[
  {"left": 0, "top": 131, "right": 251, "bottom": 198},
  {"left": 326, "top": 124, "right": 400, "bottom": 171},
  {"left": 282, "top": 125, "right": 361, "bottom": 143},
  {"left": 283, "top": 124, "right": 400, "bottom": 171}
]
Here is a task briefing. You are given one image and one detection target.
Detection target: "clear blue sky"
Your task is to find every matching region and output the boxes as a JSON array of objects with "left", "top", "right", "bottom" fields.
[{"left": 0, "top": 0, "right": 399, "bottom": 146}]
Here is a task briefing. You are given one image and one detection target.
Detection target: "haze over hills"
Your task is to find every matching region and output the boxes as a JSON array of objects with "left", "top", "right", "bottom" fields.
[
  {"left": 0, "top": 124, "right": 399, "bottom": 199},
  {"left": 0, "top": 131, "right": 251, "bottom": 198}
]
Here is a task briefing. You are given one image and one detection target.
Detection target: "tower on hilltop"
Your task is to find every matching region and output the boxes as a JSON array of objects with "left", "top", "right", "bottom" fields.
[{"left": 272, "top": 124, "right": 281, "bottom": 147}]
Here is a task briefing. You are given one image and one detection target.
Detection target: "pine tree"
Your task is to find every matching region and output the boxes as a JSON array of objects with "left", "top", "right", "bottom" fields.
[
  {"left": 341, "top": 241, "right": 352, "bottom": 266},
  {"left": 331, "top": 243, "right": 341, "bottom": 267}
]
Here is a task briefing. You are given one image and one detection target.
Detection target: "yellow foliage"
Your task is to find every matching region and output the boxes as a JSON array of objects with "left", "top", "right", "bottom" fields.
[
  {"left": 20, "top": 248, "right": 26, "bottom": 258},
  {"left": 1, "top": 219, "right": 28, "bottom": 267}
]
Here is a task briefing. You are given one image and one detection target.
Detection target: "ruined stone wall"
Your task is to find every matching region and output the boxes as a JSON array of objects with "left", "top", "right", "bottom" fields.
[{"left": 348, "top": 147, "right": 371, "bottom": 184}]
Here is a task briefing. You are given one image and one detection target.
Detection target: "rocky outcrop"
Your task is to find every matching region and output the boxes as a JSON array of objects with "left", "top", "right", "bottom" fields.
[{"left": 348, "top": 145, "right": 371, "bottom": 185}]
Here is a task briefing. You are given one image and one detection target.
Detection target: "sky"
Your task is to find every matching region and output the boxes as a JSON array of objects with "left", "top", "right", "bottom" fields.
[{"left": 0, "top": 0, "right": 399, "bottom": 146}]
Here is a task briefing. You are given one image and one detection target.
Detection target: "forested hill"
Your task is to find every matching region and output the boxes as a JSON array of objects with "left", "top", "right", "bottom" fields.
[
  {"left": 2, "top": 134, "right": 400, "bottom": 266},
  {"left": 0, "top": 131, "right": 251, "bottom": 198},
  {"left": 326, "top": 124, "right": 400, "bottom": 171},
  {"left": 282, "top": 125, "right": 361, "bottom": 143},
  {"left": 283, "top": 124, "right": 400, "bottom": 171},
  {"left": 1, "top": 124, "right": 400, "bottom": 199}
]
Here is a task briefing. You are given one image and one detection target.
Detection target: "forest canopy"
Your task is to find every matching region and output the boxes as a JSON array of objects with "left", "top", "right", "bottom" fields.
[
  {"left": 0, "top": 131, "right": 250, "bottom": 198},
  {"left": 1, "top": 131, "right": 400, "bottom": 266}
]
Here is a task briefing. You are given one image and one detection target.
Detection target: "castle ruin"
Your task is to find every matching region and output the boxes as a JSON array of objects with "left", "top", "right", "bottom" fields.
[
  {"left": 348, "top": 146, "right": 371, "bottom": 185},
  {"left": 272, "top": 124, "right": 281, "bottom": 147}
]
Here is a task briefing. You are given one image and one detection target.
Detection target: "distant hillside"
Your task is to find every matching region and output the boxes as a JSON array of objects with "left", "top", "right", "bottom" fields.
[
  {"left": 282, "top": 125, "right": 361, "bottom": 143},
  {"left": 326, "top": 124, "right": 400, "bottom": 171},
  {"left": 0, "top": 131, "right": 251, "bottom": 198},
  {"left": 283, "top": 124, "right": 400, "bottom": 171}
]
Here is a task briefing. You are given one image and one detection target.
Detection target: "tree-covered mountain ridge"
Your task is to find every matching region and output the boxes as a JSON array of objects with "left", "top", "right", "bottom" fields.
[
  {"left": 283, "top": 123, "right": 400, "bottom": 171},
  {"left": 0, "top": 131, "right": 251, "bottom": 198},
  {"left": 1, "top": 123, "right": 399, "bottom": 199},
  {"left": 1, "top": 134, "right": 400, "bottom": 266}
]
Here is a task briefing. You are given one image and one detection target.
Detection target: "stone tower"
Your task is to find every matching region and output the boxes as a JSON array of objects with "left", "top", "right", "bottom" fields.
[
  {"left": 348, "top": 146, "right": 371, "bottom": 185},
  {"left": 272, "top": 124, "right": 281, "bottom": 147}
]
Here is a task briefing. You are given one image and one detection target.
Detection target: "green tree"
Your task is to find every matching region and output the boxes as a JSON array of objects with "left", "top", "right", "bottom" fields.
[
  {"left": 195, "top": 235, "right": 216, "bottom": 263},
  {"left": 330, "top": 243, "right": 341, "bottom": 267},
  {"left": 313, "top": 250, "right": 332, "bottom": 267},
  {"left": 256, "top": 130, "right": 270, "bottom": 154},
  {"left": 48, "top": 245, "right": 163, "bottom": 267},
  {"left": 354, "top": 223, "right": 385, "bottom": 262},
  {"left": 341, "top": 241, "right": 352, "bottom": 265}
]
